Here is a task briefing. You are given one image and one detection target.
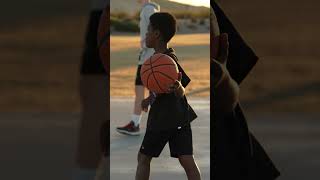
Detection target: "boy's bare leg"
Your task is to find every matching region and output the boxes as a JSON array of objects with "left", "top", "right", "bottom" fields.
[
  {"left": 178, "top": 155, "right": 202, "bottom": 180},
  {"left": 135, "top": 152, "right": 152, "bottom": 180}
]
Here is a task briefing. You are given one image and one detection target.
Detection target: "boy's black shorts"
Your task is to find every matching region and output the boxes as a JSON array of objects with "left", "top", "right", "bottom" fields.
[
  {"left": 135, "top": 65, "right": 143, "bottom": 86},
  {"left": 139, "top": 124, "right": 193, "bottom": 158}
]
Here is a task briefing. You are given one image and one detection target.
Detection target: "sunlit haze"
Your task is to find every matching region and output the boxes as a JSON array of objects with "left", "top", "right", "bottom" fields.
[{"left": 168, "top": 0, "right": 210, "bottom": 7}]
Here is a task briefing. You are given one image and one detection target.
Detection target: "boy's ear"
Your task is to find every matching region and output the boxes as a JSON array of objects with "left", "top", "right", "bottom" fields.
[{"left": 154, "top": 29, "right": 161, "bottom": 39}]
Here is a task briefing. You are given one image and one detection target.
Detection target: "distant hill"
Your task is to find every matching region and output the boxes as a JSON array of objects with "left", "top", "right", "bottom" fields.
[{"left": 111, "top": 0, "right": 209, "bottom": 15}]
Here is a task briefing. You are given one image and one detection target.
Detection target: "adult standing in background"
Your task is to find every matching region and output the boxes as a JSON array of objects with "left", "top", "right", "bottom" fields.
[{"left": 116, "top": 0, "right": 160, "bottom": 136}]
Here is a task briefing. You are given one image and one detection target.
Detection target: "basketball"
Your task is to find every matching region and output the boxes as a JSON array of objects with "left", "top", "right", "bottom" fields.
[
  {"left": 97, "top": 5, "right": 110, "bottom": 73},
  {"left": 140, "top": 53, "right": 179, "bottom": 93}
]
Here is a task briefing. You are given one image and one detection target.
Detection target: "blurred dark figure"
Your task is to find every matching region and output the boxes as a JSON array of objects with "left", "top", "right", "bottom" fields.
[
  {"left": 72, "top": 0, "right": 109, "bottom": 179},
  {"left": 211, "top": 2, "right": 280, "bottom": 180}
]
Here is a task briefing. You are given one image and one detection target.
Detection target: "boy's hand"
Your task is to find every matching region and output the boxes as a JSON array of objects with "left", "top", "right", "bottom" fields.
[
  {"left": 141, "top": 97, "right": 150, "bottom": 112},
  {"left": 167, "top": 80, "right": 181, "bottom": 92},
  {"left": 211, "top": 33, "right": 239, "bottom": 113},
  {"left": 168, "top": 72, "right": 185, "bottom": 97},
  {"left": 168, "top": 72, "right": 182, "bottom": 92}
]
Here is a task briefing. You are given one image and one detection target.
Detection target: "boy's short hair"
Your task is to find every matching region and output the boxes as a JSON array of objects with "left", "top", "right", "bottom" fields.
[{"left": 149, "top": 12, "right": 177, "bottom": 43}]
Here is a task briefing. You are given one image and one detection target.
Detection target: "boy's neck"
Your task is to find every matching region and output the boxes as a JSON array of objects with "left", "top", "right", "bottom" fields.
[{"left": 154, "top": 42, "right": 168, "bottom": 54}]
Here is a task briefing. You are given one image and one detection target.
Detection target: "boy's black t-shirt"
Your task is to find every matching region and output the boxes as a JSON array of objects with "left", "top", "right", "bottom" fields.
[{"left": 146, "top": 48, "right": 197, "bottom": 131}]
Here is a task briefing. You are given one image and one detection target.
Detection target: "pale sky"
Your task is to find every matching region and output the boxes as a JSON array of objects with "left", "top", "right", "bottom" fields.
[{"left": 169, "top": 0, "right": 210, "bottom": 7}]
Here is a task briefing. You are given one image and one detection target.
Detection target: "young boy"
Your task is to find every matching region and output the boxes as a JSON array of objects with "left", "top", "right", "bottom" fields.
[{"left": 135, "top": 12, "right": 202, "bottom": 180}]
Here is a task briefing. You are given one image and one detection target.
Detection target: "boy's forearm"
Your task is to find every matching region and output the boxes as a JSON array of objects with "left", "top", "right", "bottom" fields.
[{"left": 147, "top": 91, "right": 157, "bottom": 104}]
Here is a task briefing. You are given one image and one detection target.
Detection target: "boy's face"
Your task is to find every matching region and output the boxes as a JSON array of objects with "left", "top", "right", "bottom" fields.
[{"left": 145, "top": 24, "right": 159, "bottom": 48}]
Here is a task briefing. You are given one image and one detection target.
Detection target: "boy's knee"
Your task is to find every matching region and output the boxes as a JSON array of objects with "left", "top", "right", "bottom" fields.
[
  {"left": 179, "top": 156, "right": 201, "bottom": 179},
  {"left": 179, "top": 155, "right": 194, "bottom": 165},
  {"left": 179, "top": 155, "right": 199, "bottom": 171},
  {"left": 137, "top": 153, "right": 152, "bottom": 165}
]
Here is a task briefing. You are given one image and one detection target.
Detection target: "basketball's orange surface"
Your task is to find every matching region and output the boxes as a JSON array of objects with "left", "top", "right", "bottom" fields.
[{"left": 140, "top": 53, "right": 179, "bottom": 93}]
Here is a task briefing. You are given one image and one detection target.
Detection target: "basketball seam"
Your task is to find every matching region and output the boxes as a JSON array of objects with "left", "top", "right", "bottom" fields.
[
  {"left": 140, "top": 64, "right": 152, "bottom": 77},
  {"left": 141, "top": 64, "right": 176, "bottom": 76},
  {"left": 150, "top": 54, "right": 166, "bottom": 65},
  {"left": 146, "top": 70, "right": 153, "bottom": 89},
  {"left": 142, "top": 54, "right": 167, "bottom": 67},
  {"left": 149, "top": 56, "right": 166, "bottom": 93},
  {"left": 153, "top": 71, "right": 176, "bottom": 81}
]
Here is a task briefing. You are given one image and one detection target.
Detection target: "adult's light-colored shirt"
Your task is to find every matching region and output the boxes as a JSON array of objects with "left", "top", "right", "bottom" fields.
[{"left": 138, "top": 2, "right": 160, "bottom": 64}]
